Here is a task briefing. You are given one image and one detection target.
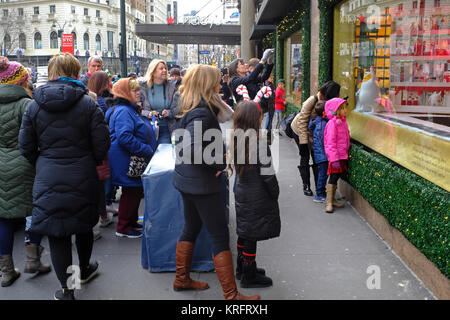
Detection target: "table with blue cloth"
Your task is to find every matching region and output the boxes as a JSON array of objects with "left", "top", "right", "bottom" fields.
[{"left": 141, "top": 143, "right": 228, "bottom": 272}]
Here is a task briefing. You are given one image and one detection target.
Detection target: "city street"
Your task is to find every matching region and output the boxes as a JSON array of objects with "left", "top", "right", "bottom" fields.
[{"left": 0, "top": 123, "right": 435, "bottom": 300}]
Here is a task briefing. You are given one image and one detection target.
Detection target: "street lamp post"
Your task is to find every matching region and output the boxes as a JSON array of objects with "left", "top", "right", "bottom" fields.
[{"left": 120, "top": 0, "right": 127, "bottom": 77}]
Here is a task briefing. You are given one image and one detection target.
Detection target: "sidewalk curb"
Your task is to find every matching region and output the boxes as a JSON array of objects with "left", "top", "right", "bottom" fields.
[{"left": 338, "top": 180, "right": 449, "bottom": 300}]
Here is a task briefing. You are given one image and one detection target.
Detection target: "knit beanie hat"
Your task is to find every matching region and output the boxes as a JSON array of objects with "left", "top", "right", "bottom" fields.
[
  {"left": 112, "top": 78, "right": 137, "bottom": 104},
  {"left": 0, "top": 57, "right": 29, "bottom": 86}
]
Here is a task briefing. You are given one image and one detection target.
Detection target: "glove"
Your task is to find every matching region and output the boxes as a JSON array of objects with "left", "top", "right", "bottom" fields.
[
  {"left": 266, "top": 51, "right": 275, "bottom": 65},
  {"left": 261, "top": 48, "right": 274, "bottom": 64},
  {"left": 331, "top": 161, "right": 342, "bottom": 171}
]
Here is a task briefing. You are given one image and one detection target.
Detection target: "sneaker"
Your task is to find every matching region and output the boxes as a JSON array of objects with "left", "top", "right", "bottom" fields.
[
  {"left": 106, "top": 204, "right": 119, "bottom": 216},
  {"left": 80, "top": 261, "right": 99, "bottom": 284},
  {"left": 313, "top": 195, "right": 326, "bottom": 203},
  {"left": 133, "top": 222, "right": 143, "bottom": 231},
  {"left": 99, "top": 212, "right": 114, "bottom": 228},
  {"left": 54, "top": 288, "right": 75, "bottom": 300},
  {"left": 115, "top": 229, "right": 142, "bottom": 239}
]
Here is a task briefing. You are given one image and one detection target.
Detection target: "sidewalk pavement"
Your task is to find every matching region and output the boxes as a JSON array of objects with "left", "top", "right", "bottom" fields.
[{"left": 0, "top": 126, "right": 435, "bottom": 300}]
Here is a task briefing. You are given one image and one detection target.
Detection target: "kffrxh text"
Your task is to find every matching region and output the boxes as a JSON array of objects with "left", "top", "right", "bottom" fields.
[{"left": 180, "top": 304, "right": 269, "bottom": 317}]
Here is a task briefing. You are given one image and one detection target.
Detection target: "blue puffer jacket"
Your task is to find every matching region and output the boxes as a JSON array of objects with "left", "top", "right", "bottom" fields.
[
  {"left": 106, "top": 99, "right": 157, "bottom": 187},
  {"left": 308, "top": 115, "right": 328, "bottom": 164}
]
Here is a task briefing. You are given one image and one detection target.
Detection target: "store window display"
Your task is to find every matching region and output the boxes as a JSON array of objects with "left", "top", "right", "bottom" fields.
[
  {"left": 333, "top": 0, "right": 449, "bottom": 191},
  {"left": 284, "top": 31, "right": 303, "bottom": 105},
  {"left": 335, "top": 0, "right": 449, "bottom": 116}
]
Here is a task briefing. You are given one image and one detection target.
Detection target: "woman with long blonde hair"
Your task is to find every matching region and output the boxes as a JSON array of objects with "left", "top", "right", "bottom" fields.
[
  {"left": 139, "top": 59, "right": 179, "bottom": 144},
  {"left": 172, "top": 64, "right": 258, "bottom": 300}
]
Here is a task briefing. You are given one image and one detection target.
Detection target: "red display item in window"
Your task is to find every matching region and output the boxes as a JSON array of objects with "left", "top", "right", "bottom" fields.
[{"left": 444, "top": 71, "right": 450, "bottom": 82}]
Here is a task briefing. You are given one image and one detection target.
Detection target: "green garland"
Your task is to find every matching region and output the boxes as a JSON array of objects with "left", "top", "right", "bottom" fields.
[
  {"left": 301, "top": 7, "right": 311, "bottom": 104},
  {"left": 262, "top": 32, "right": 275, "bottom": 51},
  {"left": 266, "top": 0, "right": 310, "bottom": 109},
  {"left": 346, "top": 143, "right": 450, "bottom": 278},
  {"left": 318, "top": 0, "right": 343, "bottom": 86}
]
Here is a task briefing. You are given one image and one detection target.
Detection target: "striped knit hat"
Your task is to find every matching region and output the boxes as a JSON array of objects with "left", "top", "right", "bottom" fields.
[{"left": 0, "top": 56, "right": 29, "bottom": 86}]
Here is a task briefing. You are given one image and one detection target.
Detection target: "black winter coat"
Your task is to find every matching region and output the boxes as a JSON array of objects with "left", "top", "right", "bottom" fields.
[
  {"left": 19, "top": 81, "right": 110, "bottom": 237},
  {"left": 173, "top": 101, "right": 226, "bottom": 195},
  {"left": 235, "top": 143, "right": 280, "bottom": 241},
  {"left": 230, "top": 63, "right": 274, "bottom": 104}
]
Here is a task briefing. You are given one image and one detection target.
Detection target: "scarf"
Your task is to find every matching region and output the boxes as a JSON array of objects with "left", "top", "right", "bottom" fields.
[
  {"left": 53, "top": 77, "right": 87, "bottom": 90},
  {"left": 112, "top": 78, "right": 138, "bottom": 104}
]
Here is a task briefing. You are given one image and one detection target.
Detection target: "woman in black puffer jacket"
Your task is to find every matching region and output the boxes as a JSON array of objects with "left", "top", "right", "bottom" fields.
[
  {"left": 172, "top": 64, "right": 259, "bottom": 301},
  {"left": 19, "top": 53, "right": 110, "bottom": 300},
  {"left": 228, "top": 100, "right": 280, "bottom": 289}
]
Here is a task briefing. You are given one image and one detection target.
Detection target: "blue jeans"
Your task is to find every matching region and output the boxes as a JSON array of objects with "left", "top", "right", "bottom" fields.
[
  {"left": 316, "top": 162, "right": 329, "bottom": 198},
  {"left": 274, "top": 111, "right": 283, "bottom": 130},
  {"left": 104, "top": 178, "right": 114, "bottom": 206},
  {"left": 1, "top": 218, "right": 42, "bottom": 255}
]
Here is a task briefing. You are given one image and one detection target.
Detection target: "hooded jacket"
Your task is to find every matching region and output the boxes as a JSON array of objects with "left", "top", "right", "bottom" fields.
[
  {"left": 308, "top": 114, "right": 329, "bottom": 164},
  {"left": 19, "top": 80, "right": 110, "bottom": 237},
  {"left": 106, "top": 78, "right": 157, "bottom": 188},
  {"left": 323, "top": 98, "right": 350, "bottom": 163},
  {"left": 0, "top": 84, "right": 34, "bottom": 219}
]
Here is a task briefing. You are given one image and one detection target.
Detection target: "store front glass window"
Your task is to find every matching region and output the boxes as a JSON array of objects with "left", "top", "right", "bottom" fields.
[
  {"left": 333, "top": 0, "right": 449, "bottom": 191},
  {"left": 335, "top": 0, "right": 449, "bottom": 115},
  {"left": 284, "top": 31, "right": 303, "bottom": 105}
]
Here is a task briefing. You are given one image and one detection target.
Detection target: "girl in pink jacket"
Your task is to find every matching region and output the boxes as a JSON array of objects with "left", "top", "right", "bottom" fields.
[{"left": 323, "top": 98, "right": 350, "bottom": 213}]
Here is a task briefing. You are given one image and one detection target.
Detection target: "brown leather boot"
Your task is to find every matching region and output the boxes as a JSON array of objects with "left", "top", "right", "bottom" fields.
[
  {"left": 213, "top": 250, "right": 260, "bottom": 300},
  {"left": 173, "top": 241, "right": 209, "bottom": 291},
  {"left": 325, "top": 184, "right": 334, "bottom": 213},
  {"left": 331, "top": 184, "right": 345, "bottom": 208}
]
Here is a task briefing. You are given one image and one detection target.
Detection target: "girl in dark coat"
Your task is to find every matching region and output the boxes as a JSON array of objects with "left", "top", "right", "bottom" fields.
[
  {"left": 227, "top": 100, "right": 280, "bottom": 288},
  {"left": 308, "top": 101, "right": 329, "bottom": 203},
  {"left": 19, "top": 53, "right": 110, "bottom": 300}
]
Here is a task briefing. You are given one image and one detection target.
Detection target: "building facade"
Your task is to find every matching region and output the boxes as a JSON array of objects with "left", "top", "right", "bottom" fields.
[
  {"left": 0, "top": 0, "right": 147, "bottom": 59},
  {"left": 146, "top": 0, "right": 174, "bottom": 61}
]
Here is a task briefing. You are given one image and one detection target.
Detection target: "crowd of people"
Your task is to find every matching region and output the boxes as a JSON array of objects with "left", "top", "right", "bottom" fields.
[{"left": 0, "top": 47, "right": 349, "bottom": 300}]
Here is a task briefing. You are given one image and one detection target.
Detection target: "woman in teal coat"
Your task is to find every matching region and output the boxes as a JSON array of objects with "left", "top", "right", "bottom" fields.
[{"left": 0, "top": 57, "right": 50, "bottom": 287}]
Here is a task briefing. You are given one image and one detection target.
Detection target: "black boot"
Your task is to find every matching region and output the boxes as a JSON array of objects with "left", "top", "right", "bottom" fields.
[
  {"left": 298, "top": 165, "right": 314, "bottom": 196},
  {"left": 240, "top": 261, "right": 272, "bottom": 288},
  {"left": 303, "top": 184, "right": 313, "bottom": 196},
  {"left": 235, "top": 253, "right": 266, "bottom": 280}
]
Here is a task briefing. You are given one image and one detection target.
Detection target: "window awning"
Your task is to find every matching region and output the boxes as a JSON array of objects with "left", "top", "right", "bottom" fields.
[
  {"left": 255, "top": 0, "right": 303, "bottom": 25},
  {"left": 135, "top": 24, "right": 241, "bottom": 45},
  {"left": 249, "top": 24, "right": 276, "bottom": 40}
]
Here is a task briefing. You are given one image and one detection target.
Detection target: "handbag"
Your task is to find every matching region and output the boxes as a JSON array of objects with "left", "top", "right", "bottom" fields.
[
  {"left": 127, "top": 155, "right": 149, "bottom": 178},
  {"left": 126, "top": 112, "right": 158, "bottom": 178},
  {"left": 281, "top": 111, "right": 298, "bottom": 139}
]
